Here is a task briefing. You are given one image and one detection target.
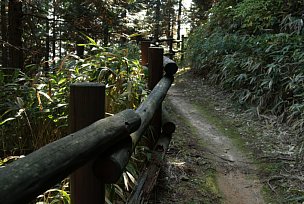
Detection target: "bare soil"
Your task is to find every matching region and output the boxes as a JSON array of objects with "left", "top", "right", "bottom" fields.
[
  {"left": 148, "top": 68, "right": 304, "bottom": 203},
  {"left": 169, "top": 84, "right": 264, "bottom": 204}
]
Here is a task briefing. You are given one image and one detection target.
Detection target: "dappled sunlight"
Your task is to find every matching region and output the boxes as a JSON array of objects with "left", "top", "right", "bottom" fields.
[
  {"left": 169, "top": 161, "right": 186, "bottom": 167},
  {"left": 176, "top": 66, "right": 191, "bottom": 75}
]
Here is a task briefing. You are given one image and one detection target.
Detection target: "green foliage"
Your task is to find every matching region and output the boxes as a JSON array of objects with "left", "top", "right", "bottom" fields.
[
  {"left": 0, "top": 41, "right": 146, "bottom": 204},
  {"left": 89, "top": 43, "right": 146, "bottom": 113},
  {"left": 188, "top": 30, "right": 304, "bottom": 129},
  {"left": 186, "top": 1, "right": 304, "bottom": 201},
  {"left": 33, "top": 178, "right": 70, "bottom": 204},
  {"left": 232, "top": 0, "right": 282, "bottom": 33},
  {"left": 0, "top": 42, "right": 145, "bottom": 154},
  {"left": 186, "top": 0, "right": 304, "bottom": 133}
]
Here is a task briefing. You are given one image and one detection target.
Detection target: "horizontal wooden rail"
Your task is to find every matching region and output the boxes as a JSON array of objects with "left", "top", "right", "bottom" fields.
[
  {"left": 163, "top": 56, "right": 178, "bottom": 75},
  {"left": 95, "top": 47, "right": 179, "bottom": 184},
  {"left": 142, "top": 56, "right": 178, "bottom": 76},
  {"left": 153, "top": 36, "right": 186, "bottom": 60},
  {"left": 0, "top": 44, "right": 179, "bottom": 204},
  {"left": 133, "top": 75, "right": 173, "bottom": 145},
  {"left": 95, "top": 76, "right": 174, "bottom": 183},
  {"left": 0, "top": 110, "right": 141, "bottom": 204}
]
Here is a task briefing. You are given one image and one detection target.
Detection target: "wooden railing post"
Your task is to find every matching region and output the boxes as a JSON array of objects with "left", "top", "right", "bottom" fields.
[
  {"left": 69, "top": 83, "right": 106, "bottom": 204},
  {"left": 140, "top": 41, "right": 150, "bottom": 66},
  {"left": 148, "top": 47, "right": 164, "bottom": 139}
]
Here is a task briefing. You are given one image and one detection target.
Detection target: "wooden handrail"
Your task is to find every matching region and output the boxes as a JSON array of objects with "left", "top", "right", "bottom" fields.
[
  {"left": 163, "top": 56, "right": 178, "bottom": 75},
  {"left": 93, "top": 76, "right": 174, "bottom": 183},
  {"left": 0, "top": 43, "right": 179, "bottom": 204},
  {"left": 0, "top": 110, "right": 141, "bottom": 204}
]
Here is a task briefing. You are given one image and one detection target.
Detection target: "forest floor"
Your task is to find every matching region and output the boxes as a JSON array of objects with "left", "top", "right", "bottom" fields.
[{"left": 148, "top": 68, "right": 303, "bottom": 204}]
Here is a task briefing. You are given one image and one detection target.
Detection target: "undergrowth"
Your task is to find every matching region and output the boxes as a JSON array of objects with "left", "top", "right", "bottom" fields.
[
  {"left": 186, "top": 0, "right": 304, "bottom": 202},
  {"left": 0, "top": 39, "right": 148, "bottom": 203}
]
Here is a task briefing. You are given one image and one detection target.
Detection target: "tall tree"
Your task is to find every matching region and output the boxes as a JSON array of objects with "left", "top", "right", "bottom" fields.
[
  {"left": 153, "top": 0, "right": 161, "bottom": 40},
  {"left": 8, "top": 0, "right": 23, "bottom": 69},
  {"left": 189, "top": 0, "right": 214, "bottom": 28},
  {"left": 177, "top": 0, "right": 182, "bottom": 40},
  {"left": 1, "top": 0, "right": 8, "bottom": 68},
  {"left": 162, "top": 0, "right": 177, "bottom": 38}
]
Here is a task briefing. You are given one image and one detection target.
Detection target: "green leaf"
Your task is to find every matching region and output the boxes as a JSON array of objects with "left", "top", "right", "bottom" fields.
[
  {"left": 38, "top": 91, "right": 53, "bottom": 102},
  {"left": 0, "top": 117, "right": 16, "bottom": 126},
  {"left": 126, "top": 171, "right": 136, "bottom": 184},
  {"left": 58, "top": 78, "right": 67, "bottom": 85},
  {"left": 16, "top": 97, "right": 24, "bottom": 108},
  {"left": 122, "top": 172, "right": 129, "bottom": 191},
  {"left": 85, "top": 35, "right": 97, "bottom": 46},
  {"left": 128, "top": 33, "right": 142, "bottom": 38}
]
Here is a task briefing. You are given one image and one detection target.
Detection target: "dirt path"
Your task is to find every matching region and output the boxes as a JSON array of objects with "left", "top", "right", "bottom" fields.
[
  {"left": 168, "top": 85, "right": 264, "bottom": 204},
  {"left": 150, "top": 70, "right": 266, "bottom": 204}
]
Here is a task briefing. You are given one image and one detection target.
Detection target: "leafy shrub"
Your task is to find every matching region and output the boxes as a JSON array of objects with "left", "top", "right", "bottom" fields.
[
  {"left": 187, "top": 2, "right": 304, "bottom": 201},
  {"left": 0, "top": 40, "right": 147, "bottom": 203},
  {"left": 186, "top": 0, "right": 304, "bottom": 132},
  {"left": 0, "top": 41, "right": 146, "bottom": 155},
  {"left": 233, "top": 0, "right": 283, "bottom": 34}
]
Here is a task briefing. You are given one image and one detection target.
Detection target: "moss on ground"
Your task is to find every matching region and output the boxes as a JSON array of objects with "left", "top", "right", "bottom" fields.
[{"left": 149, "top": 100, "right": 222, "bottom": 203}]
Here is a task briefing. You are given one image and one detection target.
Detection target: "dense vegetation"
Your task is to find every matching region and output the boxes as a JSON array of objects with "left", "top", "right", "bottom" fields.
[
  {"left": 187, "top": 0, "right": 304, "bottom": 202},
  {"left": 4, "top": 0, "right": 304, "bottom": 202},
  {"left": 0, "top": 0, "right": 192, "bottom": 203},
  {"left": 187, "top": 0, "right": 304, "bottom": 133},
  {"left": 0, "top": 0, "right": 190, "bottom": 155}
]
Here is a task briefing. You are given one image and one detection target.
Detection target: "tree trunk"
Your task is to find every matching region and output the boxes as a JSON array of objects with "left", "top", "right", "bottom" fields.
[
  {"left": 8, "top": 0, "right": 23, "bottom": 69},
  {"left": 45, "top": 19, "right": 50, "bottom": 70},
  {"left": 1, "top": 0, "right": 8, "bottom": 68},
  {"left": 166, "top": 11, "right": 171, "bottom": 39},
  {"left": 52, "top": 0, "right": 56, "bottom": 63},
  {"left": 103, "top": 24, "right": 109, "bottom": 46},
  {"left": 177, "top": 0, "right": 182, "bottom": 41},
  {"left": 59, "top": 21, "right": 62, "bottom": 59},
  {"left": 154, "top": 0, "right": 161, "bottom": 40}
]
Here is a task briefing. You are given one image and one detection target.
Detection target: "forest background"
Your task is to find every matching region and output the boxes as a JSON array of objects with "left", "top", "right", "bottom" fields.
[{"left": 1, "top": 0, "right": 304, "bottom": 203}]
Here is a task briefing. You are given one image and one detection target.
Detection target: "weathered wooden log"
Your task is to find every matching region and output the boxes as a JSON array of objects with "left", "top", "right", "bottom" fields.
[
  {"left": 94, "top": 76, "right": 174, "bottom": 183},
  {"left": 140, "top": 41, "right": 150, "bottom": 66},
  {"left": 148, "top": 47, "right": 163, "bottom": 140},
  {"left": 69, "top": 83, "right": 105, "bottom": 204},
  {"left": 93, "top": 137, "right": 132, "bottom": 183},
  {"left": 128, "top": 133, "right": 172, "bottom": 203},
  {"left": 132, "top": 75, "right": 174, "bottom": 146},
  {"left": 162, "top": 107, "right": 176, "bottom": 134},
  {"left": 69, "top": 83, "right": 105, "bottom": 132},
  {"left": 148, "top": 47, "right": 163, "bottom": 90},
  {"left": 142, "top": 57, "right": 178, "bottom": 77},
  {"left": 163, "top": 56, "right": 178, "bottom": 76},
  {"left": 0, "top": 109, "right": 141, "bottom": 204}
]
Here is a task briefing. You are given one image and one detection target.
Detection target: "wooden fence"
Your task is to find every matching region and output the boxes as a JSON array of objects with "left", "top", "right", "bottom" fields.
[
  {"left": 153, "top": 35, "right": 187, "bottom": 60},
  {"left": 0, "top": 41, "right": 178, "bottom": 204}
]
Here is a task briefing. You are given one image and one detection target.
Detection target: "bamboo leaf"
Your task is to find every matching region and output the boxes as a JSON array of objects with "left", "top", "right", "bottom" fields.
[
  {"left": 0, "top": 118, "right": 16, "bottom": 126},
  {"left": 122, "top": 172, "right": 129, "bottom": 191},
  {"left": 85, "top": 35, "right": 97, "bottom": 46},
  {"left": 126, "top": 171, "right": 136, "bottom": 184},
  {"left": 58, "top": 78, "right": 67, "bottom": 85}
]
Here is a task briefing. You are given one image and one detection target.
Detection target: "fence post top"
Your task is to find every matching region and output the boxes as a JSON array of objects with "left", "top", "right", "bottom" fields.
[
  {"left": 149, "top": 47, "right": 164, "bottom": 50},
  {"left": 70, "top": 82, "right": 105, "bottom": 87}
]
